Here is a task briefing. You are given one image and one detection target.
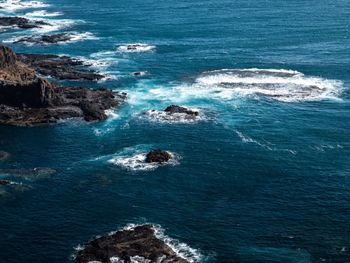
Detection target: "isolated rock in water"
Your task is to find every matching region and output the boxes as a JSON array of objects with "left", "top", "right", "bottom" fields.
[
  {"left": 0, "top": 17, "right": 50, "bottom": 29},
  {"left": 131, "top": 71, "right": 147, "bottom": 77},
  {"left": 164, "top": 105, "right": 199, "bottom": 116},
  {"left": 0, "top": 180, "right": 11, "bottom": 186},
  {"left": 145, "top": 149, "right": 172, "bottom": 163},
  {"left": 0, "top": 44, "right": 126, "bottom": 126},
  {"left": 0, "top": 151, "right": 10, "bottom": 161},
  {"left": 75, "top": 224, "right": 189, "bottom": 263},
  {"left": 17, "top": 53, "right": 104, "bottom": 81}
]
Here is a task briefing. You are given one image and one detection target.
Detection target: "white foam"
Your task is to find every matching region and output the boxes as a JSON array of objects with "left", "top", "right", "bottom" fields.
[
  {"left": 4, "top": 31, "right": 98, "bottom": 45},
  {"left": 25, "top": 10, "right": 63, "bottom": 17},
  {"left": 143, "top": 108, "right": 204, "bottom": 124},
  {"left": 121, "top": 224, "right": 202, "bottom": 263},
  {"left": 0, "top": 0, "right": 49, "bottom": 12},
  {"left": 117, "top": 43, "right": 156, "bottom": 53},
  {"left": 195, "top": 69, "right": 343, "bottom": 102},
  {"left": 108, "top": 151, "right": 179, "bottom": 171}
]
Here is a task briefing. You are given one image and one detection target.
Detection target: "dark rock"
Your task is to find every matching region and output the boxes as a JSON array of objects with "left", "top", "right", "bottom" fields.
[
  {"left": 75, "top": 224, "right": 189, "bottom": 263},
  {"left": 0, "top": 180, "right": 11, "bottom": 186},
  {"left": 164, "top": 105, "right": 199, "bottom": 116},
  {"left": 0, "top": 45, "right": 126, "bottom": 126},
  {"left": 0, "top": 17, "right": 50, "bottom": 29},
  {"left": 17, "top": 53, "right": 104, "bottom": 81},
  {"left": 131, "top": 71, "right": 147, "bottom": 77},
  {"left": 145, "top": 149, "right": 172, "bottom": 163},
  {"left": 15, "top": 33, "right": 74, "bottom": 45},
  {"left": 0, "top": 151, "right": 10, "bottom": 161}
]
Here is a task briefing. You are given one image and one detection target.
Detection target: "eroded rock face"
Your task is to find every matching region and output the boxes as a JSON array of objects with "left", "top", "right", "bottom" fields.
[
  {"left": 17, "top": 53, "right": 104, "bottom": 81},
  {"left": 164, "top": 105, "right": 199, "bottom": 116},
  {"left": 0, "top": 17, "right": 49, "bottom": 29},
  {"left": 145, "top": 149, "right": 172, "bottom": 163},
  {"left": 75, "top": 225, "right": 189, "bottom": 263},
  {"left": 0, "top": 45, "right": 126, "bottom": 126}
]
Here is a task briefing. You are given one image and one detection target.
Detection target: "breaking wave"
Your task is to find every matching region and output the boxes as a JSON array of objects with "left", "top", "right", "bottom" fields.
[
  {"left": 0, "top": 0, "right": 49, "bottom": 12},
  {"left": 117, "top": 43, "right": 156, "bottom": 53},
  {"left": 25, "top": 10, "right": 63, "bottom": 17},
  {"left": 195, "top": 69, "right": 343, "bottom": 102}
]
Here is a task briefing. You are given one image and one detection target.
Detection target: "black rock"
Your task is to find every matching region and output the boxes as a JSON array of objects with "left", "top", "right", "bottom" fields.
[
  {"left": 164, "top": 105, "right": 199, "bottom": 116},
  {"left": 75, "top": 224, "right": 189, "bottom": 263},
  {"left": 0, "top": 17, "right": 50, "bottom": 29},
  {"left": 145, "top": 149, "right": 172, "bottom": 163}
]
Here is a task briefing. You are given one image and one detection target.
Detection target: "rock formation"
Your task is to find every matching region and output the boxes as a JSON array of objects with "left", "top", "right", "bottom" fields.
[
  {"left": 0, "top": 45, "right": 126, "bottom": 126},
  {"left": 75, "top": 224, "right": 189, "bottom": 263}
]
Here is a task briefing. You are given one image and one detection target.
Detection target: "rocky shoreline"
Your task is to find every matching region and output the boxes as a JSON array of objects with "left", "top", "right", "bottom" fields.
[{"left": 0, "top": 44, "right": 126, "bottom": 126}]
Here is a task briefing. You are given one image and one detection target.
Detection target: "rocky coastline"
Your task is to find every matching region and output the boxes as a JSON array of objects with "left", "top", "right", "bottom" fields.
[{"left": 0, "top": 44, "right": 126, "bottom": 126}]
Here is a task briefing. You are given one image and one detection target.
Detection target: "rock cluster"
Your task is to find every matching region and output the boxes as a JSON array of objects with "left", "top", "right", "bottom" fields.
[
  {"left": 0, "top": 45, "right": 126, "bottom": 126},
  {"left": 75, "top": 224, "right": 189, "bottom": 263},
  {"left": 0, "top": 17, "right": 50, "bottom": 29}
]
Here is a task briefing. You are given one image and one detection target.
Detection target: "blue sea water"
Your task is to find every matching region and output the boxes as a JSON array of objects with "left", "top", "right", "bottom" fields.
[{"left": 0, "top": 0, "right": 350, "bottom": 262}]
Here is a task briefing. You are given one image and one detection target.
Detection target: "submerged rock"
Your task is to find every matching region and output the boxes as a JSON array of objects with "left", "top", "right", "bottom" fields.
[
  {"left": 145, "top": 149, "right": 172, "bottom": 163},
  {"left": 75, "top": 224, "right": 189, "bottom": 263},
  {"left": 0, "top": 151, "right": 10, "bottom": 161},
  {"left": 0, "top": 167, "right": 56, "bottom": 179},
  {"left": 15, "top": 33, "right": 72, "bottom": 45},
  {"left": 0, "top": 44, "right": 126, "bottom": 126},
  {"left": 0, "top": 16, "right": 50, "bottom": 29},
  {"left": 164, "top": 105, "right": 199, "bottom": 116}
]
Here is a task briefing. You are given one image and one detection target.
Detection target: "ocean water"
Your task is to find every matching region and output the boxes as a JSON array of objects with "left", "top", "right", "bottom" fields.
[{"left": 0, "top": 0, "right": 350, "bottom": 262}]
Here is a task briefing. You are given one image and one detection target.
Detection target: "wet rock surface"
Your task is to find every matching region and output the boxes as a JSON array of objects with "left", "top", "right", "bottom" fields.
[
  {"left": 75, "top": 224, "right": 189, "bottom": 263},
  {"left": 164, "top": 105, "right": 199, "bottom": 116},
  {"left": 0, "top": 16, "right": 50, "bottom": 29},
  {"left": 145, "top": 149, "right": 172, "bottom": 163},
  {"left": 0, "top": 45, "right": 126, "bottom": 126},
  {"left": 17, "top": 53, "right": 105, "bottom": 81}
]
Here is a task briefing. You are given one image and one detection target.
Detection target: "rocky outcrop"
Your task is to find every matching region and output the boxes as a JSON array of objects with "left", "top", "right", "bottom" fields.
[
  {"left": 17, "top": 53, "right": 104, "bottom": 81},
  {"left": 0, "top": 44, "right": 126, "bottom": 126},
  {"left": 164, "top": 105, "right": 199, "bottom": 116},
  {"left": 0, "top": 17, "right": 50, "bottom": 29},
  {"left": 145, "top": 149, "right": 172, "bottom": 163},
  {"left": 75, "top": 224, "right": 189, "bottom": 263}
]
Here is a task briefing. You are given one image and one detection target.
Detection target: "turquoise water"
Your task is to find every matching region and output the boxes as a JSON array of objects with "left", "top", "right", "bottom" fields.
[{"left": 0, "top": 0, "right": 350, "bottom": 262}]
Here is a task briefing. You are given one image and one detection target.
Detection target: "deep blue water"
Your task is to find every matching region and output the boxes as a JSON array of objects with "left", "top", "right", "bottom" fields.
[{"left": 0, "top": 0, "right": 350, "bottom": 262}]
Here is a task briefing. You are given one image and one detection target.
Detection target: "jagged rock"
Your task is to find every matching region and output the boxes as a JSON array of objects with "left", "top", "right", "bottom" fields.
[
  {"left": 75, "top": 224, "right": 189, "bottom": 263},
  {"left": 0, "top": 17, "right": 50, "bottom": 29},
  {"left": 164, "top": 105, "right": 199, "bottom": 116},
  {"left": 145, "top": 149, "right": 172, "bottom": 163},
  {"left": 0, "top": 45, "right": 126, "bottom": 126},
  {"left": 17, "top": 53, "right": 104, "bottom": 81}
]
